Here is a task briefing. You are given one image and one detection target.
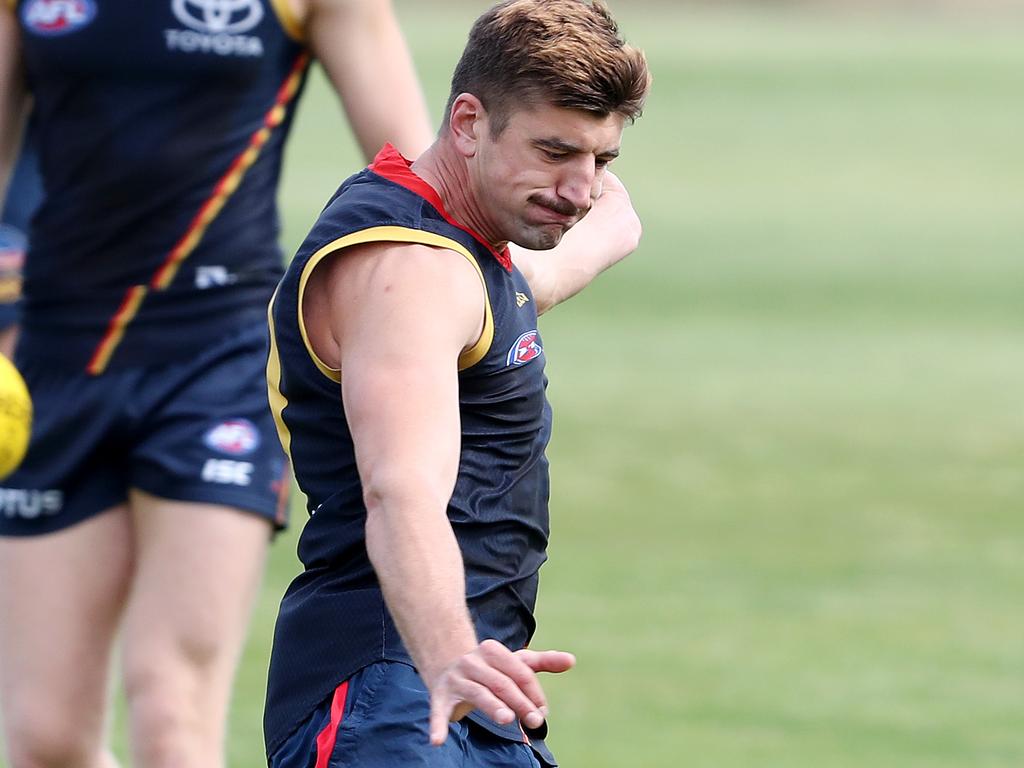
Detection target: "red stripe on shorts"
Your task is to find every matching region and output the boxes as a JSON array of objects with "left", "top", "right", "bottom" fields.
[{"left": 314, "top": 680, "right": 349, "bottom": 768}]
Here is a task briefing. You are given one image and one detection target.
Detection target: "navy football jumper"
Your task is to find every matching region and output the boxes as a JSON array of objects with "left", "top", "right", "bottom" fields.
[
  {"left": 265, "top": 145, "right": 556, "bottom": 762},
  {"left": 14, "top": 0, "right": 308, "bottom": 372}
]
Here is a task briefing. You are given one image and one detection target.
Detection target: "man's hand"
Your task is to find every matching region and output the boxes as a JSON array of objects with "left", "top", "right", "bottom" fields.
[
  {"left": 576, "top": 169, "right": 643, "bottom": 266},
  {"left": 427, "top": 639, "right": 576, "bottom": 745}
]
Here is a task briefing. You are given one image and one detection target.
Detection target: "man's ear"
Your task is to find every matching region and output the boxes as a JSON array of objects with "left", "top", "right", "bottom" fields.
[{"left": 447, "top": 93, "right": 487, "bottom": 158}]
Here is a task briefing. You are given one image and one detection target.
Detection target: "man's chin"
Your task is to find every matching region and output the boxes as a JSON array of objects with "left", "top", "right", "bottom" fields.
[
  {"left": 512, "top": 223, "right": 572, "bottom": 251},
  {"left": 514, "top": 232, "right": 561, "bottom": 251}
]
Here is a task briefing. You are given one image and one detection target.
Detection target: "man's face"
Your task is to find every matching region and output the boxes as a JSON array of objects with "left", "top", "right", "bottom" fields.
[{"left": 471, "top": 102, "right": 626, "bottom": 250}]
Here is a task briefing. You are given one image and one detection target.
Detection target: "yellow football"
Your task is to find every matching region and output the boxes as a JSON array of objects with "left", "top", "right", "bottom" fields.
[{"left": 0, "top": 355, "right": 32, "bottom": 480}]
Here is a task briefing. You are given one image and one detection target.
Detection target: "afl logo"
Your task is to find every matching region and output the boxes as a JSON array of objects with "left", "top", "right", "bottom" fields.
[
  {"left": 204, "top": 419, "right": 261, "bottom": 456},
  {"left": 22, "top": 0, "right": 97, "bottom": 36},
  {"left": 506, "top": 330, "right": 543, "bottom": 367},
  {"left": 171, "top": 0, "right": 264, "bottom": 34}
]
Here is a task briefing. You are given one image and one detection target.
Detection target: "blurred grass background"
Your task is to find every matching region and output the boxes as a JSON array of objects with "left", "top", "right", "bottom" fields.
[{"left": 115, "top": 2, "right": 1024, "bottom": 766}]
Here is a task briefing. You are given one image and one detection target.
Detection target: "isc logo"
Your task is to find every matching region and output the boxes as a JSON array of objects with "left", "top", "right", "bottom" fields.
[{"left": 201, "top": 459, "right": 254, "bottom": 486}]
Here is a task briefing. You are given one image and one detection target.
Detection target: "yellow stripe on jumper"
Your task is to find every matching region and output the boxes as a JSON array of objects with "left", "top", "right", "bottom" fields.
[
  {"left": 84, "top": 53, "right": 309, "bottom": 375},
  {"left": 150, "top": 53, "right": 309, "bottom": 291},
  {"left": 86, "top": 285, "right": 149, "bottom": 375}
]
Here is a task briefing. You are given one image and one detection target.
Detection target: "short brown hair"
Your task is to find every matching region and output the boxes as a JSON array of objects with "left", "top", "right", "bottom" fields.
[{"left": 445, "top": 0, "right": 651, "bottom": 135}]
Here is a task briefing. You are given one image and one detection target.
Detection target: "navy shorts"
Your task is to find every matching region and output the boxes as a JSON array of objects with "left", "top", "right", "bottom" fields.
[
  {"left": 0, "top": 323, "right": 290, "bottom": 536},
  {"left": 269, "top": 661, "right": 557, "bottom": 768}
]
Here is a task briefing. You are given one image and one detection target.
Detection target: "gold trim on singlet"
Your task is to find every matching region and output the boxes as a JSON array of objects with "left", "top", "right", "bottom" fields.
[
  {"left": 266, "top": 286, "right": 294, "bottom": 464},
  {"left": 267, "top": 0, "right": 305, "bottom": 43},
  {"left": 295, "top": 226, "right": 495, "bottom": 383}
]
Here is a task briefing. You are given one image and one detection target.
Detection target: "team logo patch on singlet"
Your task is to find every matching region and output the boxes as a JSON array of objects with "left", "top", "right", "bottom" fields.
[
  {"left": 166, "top": 0, "right": 265, "bottom": 57},
  {"left": 204, "top": 418, "right": 261, "bottom": 456},
  {"left": 506, "top": 330, "right": 543, "bottom": 367},
  {"left": 22, "top": 0, "right": 97, "bottom": 36}
]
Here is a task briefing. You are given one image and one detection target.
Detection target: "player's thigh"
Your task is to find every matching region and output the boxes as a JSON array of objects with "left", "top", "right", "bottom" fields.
[
  {"left": 119, "top": 490, "right": 271, "bottom": 690},
  {"left": 0, "top": 506, "right": 133, "bottom": 741}
]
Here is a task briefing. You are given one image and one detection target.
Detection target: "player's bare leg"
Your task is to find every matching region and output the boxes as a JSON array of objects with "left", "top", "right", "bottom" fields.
[
  {"left": 0, "top": 507, "right": 132, "bottom": 768},
  {"left": 119, "top": 490, "right": 270, "bottom": 768}
]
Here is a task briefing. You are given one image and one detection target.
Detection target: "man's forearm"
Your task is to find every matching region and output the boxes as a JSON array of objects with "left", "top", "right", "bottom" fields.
[{"left": 364, "top": 496, "right": 477, "bottom": 686}]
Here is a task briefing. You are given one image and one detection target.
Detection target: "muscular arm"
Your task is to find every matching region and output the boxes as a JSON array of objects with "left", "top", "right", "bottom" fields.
[
  {"left": 330, "top": 241, "right": 482, "bottom": 693},
  {"left": 511, "top": 171, "right": 642, "bottom": 315},
  {"left": 302, "top": 0, "right": 434, "bottom": 160},
  {"left": 311, "top": 242, "right": 572, "bottom": 744}
]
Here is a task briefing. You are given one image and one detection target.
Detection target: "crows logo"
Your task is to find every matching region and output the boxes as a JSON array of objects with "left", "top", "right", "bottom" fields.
[{"left": 506, "top": 330, "right": 543, "bottom": 367}]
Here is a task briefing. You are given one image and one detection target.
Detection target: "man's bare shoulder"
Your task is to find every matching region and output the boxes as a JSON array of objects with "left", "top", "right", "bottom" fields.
[{"left": 303, "top": 239, "right": 486, "bottom": 369}]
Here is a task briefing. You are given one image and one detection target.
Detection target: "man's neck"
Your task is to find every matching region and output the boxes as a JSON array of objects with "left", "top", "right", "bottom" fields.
[{"left": 412, "top": 142, "right": 506, "bottom": 253}]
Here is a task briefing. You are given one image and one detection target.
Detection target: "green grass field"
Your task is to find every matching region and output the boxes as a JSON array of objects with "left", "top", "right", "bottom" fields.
[{"left": 126, "top": 4, "right": 1024, "bottom": 766}]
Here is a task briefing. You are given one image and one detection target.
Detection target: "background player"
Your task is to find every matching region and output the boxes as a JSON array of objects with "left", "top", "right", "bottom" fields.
[{"left": 0, "top": 2, "right": 432, "bottom": 768}]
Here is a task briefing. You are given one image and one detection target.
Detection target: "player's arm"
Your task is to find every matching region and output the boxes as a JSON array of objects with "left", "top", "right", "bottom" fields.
[
  {"left": 0, "top": 328, "right": 15, "bottom": 358},
  {"left": 0, "top": 6, "right": 30, "bottom": 209},
  {"left": 0, "top": 7, "right": 29, "bottom": 358},
  {"left": 310, "top": 241, "right": 572, "bottom": 744},
  {"left": 299, "top": 0, "right": 434, "bottom": 160},
  {"left": 511, "top": 171, "right": 642, "bottom": 315}
]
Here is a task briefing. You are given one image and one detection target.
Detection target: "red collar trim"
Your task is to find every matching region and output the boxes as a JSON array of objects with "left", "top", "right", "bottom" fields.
[{"left": 369, "top": 144, "right": 512, "bottom": 272}]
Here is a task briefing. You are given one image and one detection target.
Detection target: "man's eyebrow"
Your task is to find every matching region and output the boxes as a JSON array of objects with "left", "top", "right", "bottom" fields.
[{"left": 533, "top": 138, "right": 620, "bottom": 159}]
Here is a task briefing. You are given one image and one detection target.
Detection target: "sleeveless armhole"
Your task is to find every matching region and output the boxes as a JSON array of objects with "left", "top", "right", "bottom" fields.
[
  {"left": 268, "top": 0, "right": 306, "bottom": 43},
  {"left": 296, "top": 226, "right": 495, "bottom": 384}
]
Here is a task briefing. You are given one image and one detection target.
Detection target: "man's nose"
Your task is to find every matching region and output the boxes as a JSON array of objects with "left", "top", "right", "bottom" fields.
[{"left": 557, "top": 158, "right": 598, "bottom": 212}]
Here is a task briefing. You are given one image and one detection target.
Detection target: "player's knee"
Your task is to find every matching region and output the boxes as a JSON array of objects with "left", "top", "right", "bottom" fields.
[
  {"left": 122, "top": 630, "right": 223, "bottom": 697},
  {"left": 123, "top": 661, "right": 193, "bottom": 727},
  {"left": 4, "top": 712, "right": 99, "bottom": 768},
  {"left": 122, "top": 655, "right": 219, "bottom": 764},
  {"left": 123, "top": 677, "right": 196, "bottom": 767}
]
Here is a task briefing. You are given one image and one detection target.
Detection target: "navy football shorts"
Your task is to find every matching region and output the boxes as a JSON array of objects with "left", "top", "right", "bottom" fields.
[
  {"left": 269, "top": 661, "right": 557, "bottom": 768},
  {"left": 0, "top": 323, "right": 290, "bottom": 536}
]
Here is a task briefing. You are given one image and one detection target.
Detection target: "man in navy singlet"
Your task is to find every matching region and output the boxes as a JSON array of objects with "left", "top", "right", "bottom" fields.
[
  {"left": 264, "top": 2, "right": 651, "bottom": 766},
  {"left": 0, "top": 2, "right": 435, "bottom": 767}
]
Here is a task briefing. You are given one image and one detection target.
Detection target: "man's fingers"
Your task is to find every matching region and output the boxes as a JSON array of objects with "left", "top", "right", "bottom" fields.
[
  {"left": 460, "top": 649, "right": 547, "bottom": 728},
  {"left": 429, "top": 644, "right": 577, "bottom": 744},
  {"left": 429, "top": 692, "right": 453, "bottom": 746},
  {"left": 430, "top": 693, "right": 477, "bottom": 745},
  {"left": 514, "top": 648, "right": 577, "bottom": 674},
  {"left": 448, "top": 676, "right": 515, "bottom": 725},
  {"left": 602, "top": 170, "right": 626, "bottom": 196}
]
